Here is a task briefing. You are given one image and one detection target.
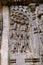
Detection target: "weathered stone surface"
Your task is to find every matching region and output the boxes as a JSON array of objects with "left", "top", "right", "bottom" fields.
[
  {"left": 0, "top": 4, "right": 43, "bottom": 65},
  {"left": 9, "top": 4, "right": 43, "bottom": 65},
  {"left": 1, "top": 6, "right": 9, "bottom": 65},
  {"left": 0, "top": 6, "right": 3, "bottom": 65}
]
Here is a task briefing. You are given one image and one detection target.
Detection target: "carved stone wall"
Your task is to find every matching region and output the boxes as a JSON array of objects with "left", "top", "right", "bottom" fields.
[
  {"left": 9, "top": 4, "right": 43, "bottom": 65},
  {"left": 0, "top": 4, "right": 43, "bottom": 65}
]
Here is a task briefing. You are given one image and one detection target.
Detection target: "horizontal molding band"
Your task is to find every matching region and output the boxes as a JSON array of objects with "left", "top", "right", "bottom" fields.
[{"left": 25, "top": 58, "right": 40, "bottom": 63}]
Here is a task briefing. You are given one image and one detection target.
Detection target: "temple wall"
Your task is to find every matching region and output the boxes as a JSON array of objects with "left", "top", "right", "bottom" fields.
[{"left": 0, "top": 3, "right": 43, "bottom": 65}]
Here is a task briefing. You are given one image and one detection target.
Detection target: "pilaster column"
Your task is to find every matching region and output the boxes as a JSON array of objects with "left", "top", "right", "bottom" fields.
[{"left": 1, "top": 6, "right": 9, "bottom": 65}]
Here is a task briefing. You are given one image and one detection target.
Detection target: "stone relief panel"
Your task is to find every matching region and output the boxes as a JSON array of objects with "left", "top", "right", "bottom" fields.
[
  {"left": 8, "top": 5, "right": 43, "bottom": 65},
  {"left": 9, "top": 6, "right": 31, "bottom": 54},
  {"left": 0, "top": 4, "right": 43, "bottom": 65}
]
